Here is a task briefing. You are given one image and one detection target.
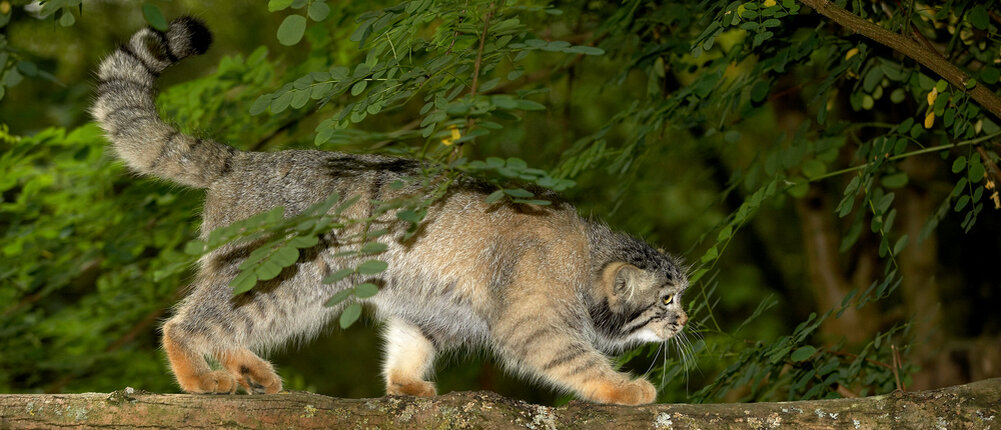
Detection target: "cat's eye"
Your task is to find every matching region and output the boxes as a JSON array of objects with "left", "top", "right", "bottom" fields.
[{"left": 662, "top": 294, "right": 674, "bottom": 305}]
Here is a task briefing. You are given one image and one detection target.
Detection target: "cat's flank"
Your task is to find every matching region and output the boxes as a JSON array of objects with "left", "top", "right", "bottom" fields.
[{"left": 92, "top": 17, "right": 689, "bottom": 405}]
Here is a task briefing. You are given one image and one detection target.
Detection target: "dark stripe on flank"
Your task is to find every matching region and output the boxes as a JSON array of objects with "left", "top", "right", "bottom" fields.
[
  {"left": 118, "top": 45, "right": 159, "bottom": 77},
  {"left": 514, "top": 327, "right": 549, "bottom": 353},
  {"left": 191, "top": 138, "right": 206, "bottom": 153},
  {"left": 220, "top": 146, "right": 237, "bottom": 178}
]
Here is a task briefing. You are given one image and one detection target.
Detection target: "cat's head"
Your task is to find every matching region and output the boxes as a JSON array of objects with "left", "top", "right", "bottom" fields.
[{"left": 589, "top": 243, "right": 689, "bottom": 351}]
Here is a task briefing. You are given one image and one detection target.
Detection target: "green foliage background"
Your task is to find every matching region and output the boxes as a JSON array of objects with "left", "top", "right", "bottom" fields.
[{"left": 2, "top": 0, "right": 1000, "bottom": 404}]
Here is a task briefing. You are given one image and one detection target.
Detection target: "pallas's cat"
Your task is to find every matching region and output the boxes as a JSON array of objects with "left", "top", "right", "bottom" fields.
[{"left": 91, "top": 17, "right": 689, "bottom": 405}]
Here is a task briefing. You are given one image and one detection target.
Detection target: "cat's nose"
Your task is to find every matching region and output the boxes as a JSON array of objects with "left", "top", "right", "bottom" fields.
[{"left": 677, "top": 311, "right": 688, "bottom": 327}]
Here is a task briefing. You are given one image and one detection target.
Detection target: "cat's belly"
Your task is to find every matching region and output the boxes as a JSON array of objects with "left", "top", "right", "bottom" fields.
[{"left": 371, "top": 288, "right": 491, "bottom": 349}]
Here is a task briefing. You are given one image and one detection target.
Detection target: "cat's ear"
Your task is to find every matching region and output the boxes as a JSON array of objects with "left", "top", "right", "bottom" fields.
[{"left": 600, "top": 262, "right": 642, "bottom": 307}]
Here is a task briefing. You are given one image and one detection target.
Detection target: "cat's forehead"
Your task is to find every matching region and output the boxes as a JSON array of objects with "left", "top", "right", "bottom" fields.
[{"left": 618, "top": 239, "right": 685, "bottom": 285}]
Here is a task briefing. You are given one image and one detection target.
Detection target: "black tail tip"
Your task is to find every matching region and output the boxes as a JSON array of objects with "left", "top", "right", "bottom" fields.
[{"left": 168, "top": 16, "right": 212, "bottom": 56}]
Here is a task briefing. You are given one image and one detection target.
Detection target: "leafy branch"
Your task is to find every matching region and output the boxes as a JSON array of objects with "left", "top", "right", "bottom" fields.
[{"left": 797, "top": 0, "right": 1001, "bottom": 120}]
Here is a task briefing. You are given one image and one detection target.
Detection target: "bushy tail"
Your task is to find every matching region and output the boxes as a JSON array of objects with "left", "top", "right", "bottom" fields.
[{"left": 92, "top": 17, "right": 236, "bottom": 188}]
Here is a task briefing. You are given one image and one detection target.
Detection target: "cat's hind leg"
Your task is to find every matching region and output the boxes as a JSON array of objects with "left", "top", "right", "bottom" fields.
[
  {"left": 161, "top": 317, "right": 238, "bottom": 394},
  {"left": 217, "top": 348, "right": 282, "bottom": 394},
  {"left": 382, "top": 317, "right": 437, "bottom": 397}
]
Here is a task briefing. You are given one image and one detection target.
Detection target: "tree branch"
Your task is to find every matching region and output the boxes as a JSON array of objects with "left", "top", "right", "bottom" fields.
[
  {"left": 798, "top": 0, "right": 1001, "bottom": 120},
  {"left": 1, "top": 379, "right": 999, "bottom": 429}
]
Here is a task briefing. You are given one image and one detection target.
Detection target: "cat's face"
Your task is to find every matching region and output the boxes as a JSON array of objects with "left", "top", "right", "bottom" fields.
[{"left": 591, "top": 261, "right": 689, "bottom": 351}]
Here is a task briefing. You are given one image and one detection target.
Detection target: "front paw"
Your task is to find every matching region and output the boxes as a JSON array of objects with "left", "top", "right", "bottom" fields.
[
  {"left": 386, "top": 378, "right": 437, "bottom": 397},
  {"left": 590, "top": 378, "right": 657, "bottom": 405}
]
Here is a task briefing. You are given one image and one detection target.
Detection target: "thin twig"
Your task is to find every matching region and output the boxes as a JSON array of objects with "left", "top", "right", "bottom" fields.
[
  {"left": 467, "top": 3, "right": 495, "bottom": 100},
  {"left": 807, "top": 131, "right": 1001, "bottom": 182},
  {"left": 452, "top": 2, "right": 495, "bottom": 161},
  {"left": 445, "top": 0, "right": 469, "bottom": 55},
  {"left": 896, "top": 344, "right": 904, "bottom": 392}
]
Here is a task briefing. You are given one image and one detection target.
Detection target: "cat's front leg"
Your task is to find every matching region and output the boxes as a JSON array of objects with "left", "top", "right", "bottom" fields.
[
  {"left": 381, "top": 317, "right": 437, "bottom": 397},
  {"left": 494, "top": 316, "right": 656, "bottom": 405}
]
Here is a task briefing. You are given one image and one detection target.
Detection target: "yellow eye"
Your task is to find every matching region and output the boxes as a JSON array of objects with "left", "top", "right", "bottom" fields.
[{"left": 662, "top": 294, "right": 674, "bottom": 305}]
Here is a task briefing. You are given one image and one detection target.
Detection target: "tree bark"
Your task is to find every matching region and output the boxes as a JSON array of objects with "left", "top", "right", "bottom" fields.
[{"left": 1, "top": 378, "right": 999, "bottom": 429}]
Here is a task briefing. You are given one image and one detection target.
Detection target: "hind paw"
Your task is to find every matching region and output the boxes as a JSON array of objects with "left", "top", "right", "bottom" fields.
[
  {"left": 180, "top": 370, "right": 238, "bottom": 394},
  {"left": 237, "top": 371, "right": 283, "bottom": 394}
]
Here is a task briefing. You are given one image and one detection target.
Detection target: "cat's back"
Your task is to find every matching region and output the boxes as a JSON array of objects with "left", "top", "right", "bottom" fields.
[{"left": 200, "top": 149, "right": 421, "bottom": 231}]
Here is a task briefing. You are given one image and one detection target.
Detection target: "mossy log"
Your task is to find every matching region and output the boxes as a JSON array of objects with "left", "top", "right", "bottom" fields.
[{"left": 0, "top": 378, "right": 998, "bottom": 429}]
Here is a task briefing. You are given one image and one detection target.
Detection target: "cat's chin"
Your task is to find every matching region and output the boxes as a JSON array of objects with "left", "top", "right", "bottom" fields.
[{"left": 629, "top": 327, "right": 667, "bottom": 344}]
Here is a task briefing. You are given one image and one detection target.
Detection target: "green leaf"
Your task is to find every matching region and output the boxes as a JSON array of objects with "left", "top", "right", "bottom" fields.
[
  {"left": 339, "top": 303, "right": 363, "bottom": 328},
  {"left": 59, "top": 9, "right": 75, "bottom": 26},
  {"left": 361, "top": 242, "right": 388, "bottom": 254},
  {"left": 255, "top": 259, "right": 285, "bottom": 280},
  {"left": 968, "top": 157, "right": 986, "bottom": 183},
  {"left": 892, "top": 235, "right": 909, "bottom": 255},
  {"left": 969, "top": 5, "right": 989, "bottom": 30},
  {"left": 288, "top": 235, "right": 319, "bottom": 248},
  {"left": 323, "top": 268, "right": 355, "bottom": 284},
  {"left": 565, "top": 45, "right": 604, "bottom": 55},
  {"left": 230, "top": 270, "right": 258, "bottom": 294},
  {"left": 955, "top": 195, "right": 970, "bottom": 212},
  {"left": 717, "top": 225, "right": 733, "bottom": 241},
  {"left": 890, "top": 88, "right": 906, "bottom": 103},
  {"left": 881, "top": 172, "right": 908, "bottom": 188},
  {"left": 787, "top": 178, "right": 809, "bottom": 198},
  {"left": 862, "top": 66, "right": 883, "bottom": 93},
  {"left": 397, "top": 209, "right": 422, "bottom": 223},
  {"left": 354, "top": 282, "right": 379, "bottom": 298},
  {"left": 514, "top": 199, "right": 552, "bottom": 206},
  {"left": 700, "top": 245, "right": 719, "bottom": 263},
  {"left": 271, "top": 91, "right": 293, "bottom": 114},
  {"left": 350, "top": 17, "right": 376, "bottom": 44},
  {"left": 357, "top": 260, "right": 388, "bottom": 275},
  {"left": 323, "top": 288, "right": 352, "bottom": 307},
  {"left": 142, "top": 3, "right": 167, "bottom": 31},
  {"left": 790, "top": 345, "right": 817, "bottom": 362},
  {"left": 307, "top": 1, "right": 330, "bottom": 21},
  {"left": 277, "top": 14, "right": 307, "bottom": 46},
  {"left": 184, "top": 240, "right": 207, "bottom": 255},
  {"left": 935, "top": 79, "right": 948, "bottom": 93},
  {"left": 351, "top": 80, "right": 367, "bottom": 96},
  {"left": 250, "top": 95, "right": 273, "bottom": 115},
  {"left": 272, "top": 245, "right": 299, "bottom": 266},
  {"left": 952, "top": 156, "right": 966, "bottom": 173},
  {"left": 802, "top": 159, "right": 826, "bottom": 178},
  {"left": 514, "top": 100, "right": 546, "bottom": 111},
  {"left": 876, "top": 192, "right": 895, "bottom": 213},
  {"left": 485, "top": 190, "right": 505, "bottom": 204},
  {"left": 268, "top": 0, "right": 294, "bottom": 12},
  {"left": 503, "top": 188, "right": 534, "bottom": 198}
]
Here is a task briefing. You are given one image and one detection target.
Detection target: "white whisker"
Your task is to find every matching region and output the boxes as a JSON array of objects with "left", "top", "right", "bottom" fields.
[{"left": 644, "top": 342, "right": 664, "bottom": 376}]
